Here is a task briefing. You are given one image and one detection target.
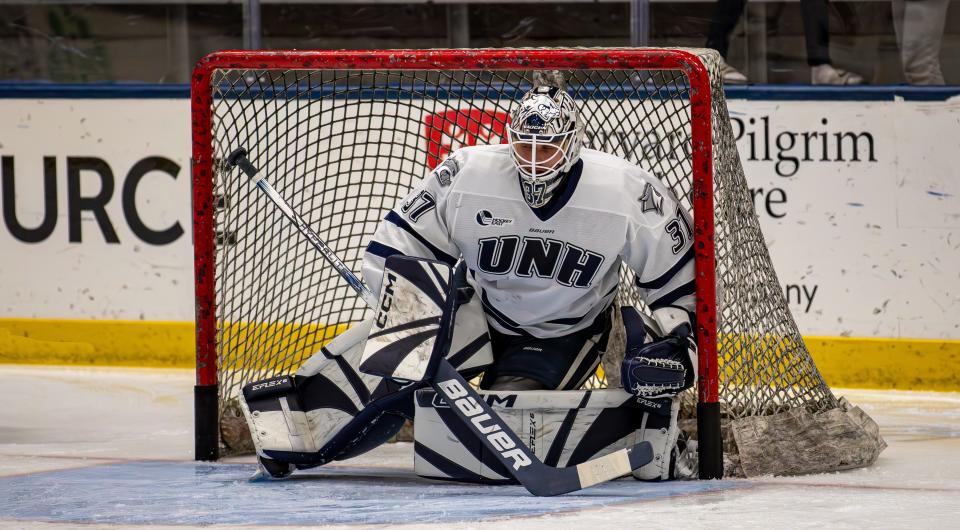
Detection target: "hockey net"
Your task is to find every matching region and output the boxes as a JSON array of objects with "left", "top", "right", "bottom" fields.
[{"left": 192, "top": 48, "right": 884, "bottom": 478}]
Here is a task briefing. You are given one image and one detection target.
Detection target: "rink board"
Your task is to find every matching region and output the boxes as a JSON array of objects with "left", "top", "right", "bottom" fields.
[{"left": 1, "top": 89, "right": 958, "bottom": 339}]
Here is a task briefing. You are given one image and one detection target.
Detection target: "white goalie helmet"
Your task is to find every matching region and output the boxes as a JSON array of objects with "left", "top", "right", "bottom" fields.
[{"left": 507, "top": 82, "right": 583, "bottom": 208}]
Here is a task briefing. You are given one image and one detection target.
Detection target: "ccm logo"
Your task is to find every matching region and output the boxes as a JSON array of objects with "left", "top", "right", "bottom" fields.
[
  {"left": 437, "top": 378, "right": 532, "bottom": 470},
  {"left": 375, "top": 273, "right": 397, "bottom": 328}
]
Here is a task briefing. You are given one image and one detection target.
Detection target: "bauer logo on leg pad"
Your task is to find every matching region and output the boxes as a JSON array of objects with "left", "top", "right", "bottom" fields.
[{"left": 437, "top": 378, "right": 532, "bottom": 470}]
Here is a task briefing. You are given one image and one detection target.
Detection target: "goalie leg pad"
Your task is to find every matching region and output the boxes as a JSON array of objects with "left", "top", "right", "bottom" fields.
[
  {"left": 631, "top": 395, "right": 682, "bottom": 481},
  {"left": 359, "top": 255, "right": 493, "bottom": 383},
  {"left": 413, "top": 388, "right": 650, "bottom": 484},
  {"left": 241, "top": 318, "right": 407, "bottom": 467},
  {"left": 240, "top": 256, "right": 495, "bottom": 471},
  {"left": 244, "top": 373, "right": 411, "bottom": 468},
  {"left": 262, "top": 400, "right": 409, "bottom": 468},
  {"left": 243, "top": 375, "right": 319, "bottom": 456}
]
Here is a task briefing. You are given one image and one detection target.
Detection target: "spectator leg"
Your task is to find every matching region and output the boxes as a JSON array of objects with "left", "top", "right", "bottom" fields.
[
  {"left": 898, "top": 0, "right": 949, "bottom": 85},
  {"left": 706, "top": 0, "right": 749, "bottom": 58},
  {"left": 801, "top": 0, "right": 832, "bottom": 66}
]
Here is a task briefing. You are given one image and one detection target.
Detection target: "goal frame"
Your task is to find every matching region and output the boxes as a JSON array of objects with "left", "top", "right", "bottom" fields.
[{"left": 191, "top": 48, "right": 722, "bottom": 478}]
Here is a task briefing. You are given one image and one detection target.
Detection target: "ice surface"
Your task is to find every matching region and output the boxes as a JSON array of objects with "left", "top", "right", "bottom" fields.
[{"left": 1, "top": 365, "right": 958, "bottom": 529}]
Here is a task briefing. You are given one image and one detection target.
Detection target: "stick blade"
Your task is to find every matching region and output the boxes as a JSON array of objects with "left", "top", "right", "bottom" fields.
[
  {"left": 574, "top": 442, "right": 653, "bottom": 490},
  {"left": 627, "top": 440, "right": 654, "bottom": 470}
]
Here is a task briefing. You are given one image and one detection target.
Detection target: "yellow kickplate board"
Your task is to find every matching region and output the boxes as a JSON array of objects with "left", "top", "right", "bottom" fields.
[{"left": 1, "top": 319, "right": 958, "bottom": 390}]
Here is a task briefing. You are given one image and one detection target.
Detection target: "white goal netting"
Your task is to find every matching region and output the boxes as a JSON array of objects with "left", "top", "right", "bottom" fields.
[{"left": 193, "top": 48, "right": 885, "bottom": 477}]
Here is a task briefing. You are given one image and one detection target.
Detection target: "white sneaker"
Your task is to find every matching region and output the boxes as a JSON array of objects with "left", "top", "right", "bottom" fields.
[
  {"left": 719, "top": 59, "right": 748, "bottom": 84},
  {"left": 811, "top": 64, "right": 864, "bottom": 85}
]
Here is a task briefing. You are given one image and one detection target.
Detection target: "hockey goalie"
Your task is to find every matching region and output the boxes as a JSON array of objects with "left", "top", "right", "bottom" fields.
[{"left": 239, "top": 75, "right": 698, "bottom": 490}]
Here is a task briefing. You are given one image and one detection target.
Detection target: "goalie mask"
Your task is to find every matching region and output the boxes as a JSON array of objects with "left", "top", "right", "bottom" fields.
[{"left": 507, "top": 84, "right": 583, "bottom": 208}]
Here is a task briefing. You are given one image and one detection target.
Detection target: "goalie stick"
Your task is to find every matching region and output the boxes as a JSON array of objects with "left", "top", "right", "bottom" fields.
[
  {"left": 226, "top": 148, "right": 653, "bottom": 496},
  {"left": 226, "top": 149, "right": 379, "bottom": 310}
]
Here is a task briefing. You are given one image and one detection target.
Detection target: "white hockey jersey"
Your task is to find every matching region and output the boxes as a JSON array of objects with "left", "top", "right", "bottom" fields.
[{"left": 362, "top": 144, "right": 695, "bottom": 339}]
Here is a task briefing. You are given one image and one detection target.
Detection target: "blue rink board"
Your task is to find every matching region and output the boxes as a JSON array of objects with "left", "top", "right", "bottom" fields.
[{"left": 0, "top": 461, "right": 743, "bottom": 526}]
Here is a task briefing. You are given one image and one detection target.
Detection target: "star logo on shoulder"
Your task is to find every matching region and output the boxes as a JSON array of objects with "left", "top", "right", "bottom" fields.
[{"left": 638, "top": 182, "right": 664, "bottom": 216}]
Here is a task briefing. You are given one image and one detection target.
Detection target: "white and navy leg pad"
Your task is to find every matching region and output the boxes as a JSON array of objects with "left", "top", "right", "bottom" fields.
[
  {"left": 413, "top": 388, "right": 662, "bottom": 484},
  {"left": 242, "top": 375, "right": 318, "bottom": 455},
  {"left": 240, "top": 318, "right": 410, "bottom": 467},
  {"left": 631, "top": 395, "right": 681, "bottom": 481},
  {"left": 240, "top": 256, "right": 494, "bottom": 468}
]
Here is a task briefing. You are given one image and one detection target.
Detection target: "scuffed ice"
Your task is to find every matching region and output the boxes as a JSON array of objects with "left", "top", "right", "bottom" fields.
[{"left": 0, "top": 462, "right": 736, "bottom": 525}]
